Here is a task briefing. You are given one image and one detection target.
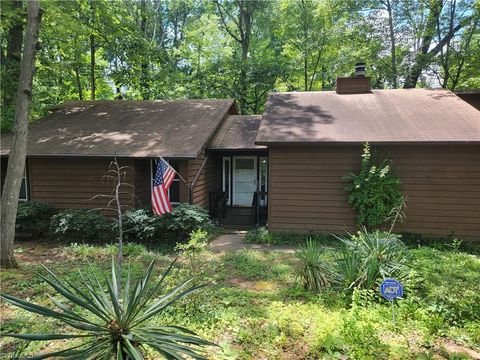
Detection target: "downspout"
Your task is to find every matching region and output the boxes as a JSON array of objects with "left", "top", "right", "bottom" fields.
[{"left": 188, "top": 154, "right": 209, "bottom": 205}]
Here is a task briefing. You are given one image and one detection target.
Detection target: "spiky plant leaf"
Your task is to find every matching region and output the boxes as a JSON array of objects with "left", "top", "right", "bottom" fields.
[{"left": 1, "top": 258, "right": 215, "bottom": 359}]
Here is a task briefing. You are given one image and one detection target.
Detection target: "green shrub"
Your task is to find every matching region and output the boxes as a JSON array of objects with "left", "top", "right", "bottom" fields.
[
  {"left": 344, "top": 142, "right": 404, "bottom": 229},
  {"left": 175, "top": 229, "right": 210, "bottom": 273},
  {"left": 50, "top": 208, "right": 112, "bottom": 242},
  {"left": 335, "top": 228, "right": 408, "bottom": 290},
  {"left": 295, "top": 238, "right": 336, "bottom": 292},
  {"left": 120, "top": 205, "right": 214, "bottom": 245},
  {"left": 161, "top": 203, "right": 213, "bottom": 242},
  {"left": 121, "top": 208, "right": 163, "bottom": 244},
  {"left": 15, "top": 201, "right": 56, "bottom": 237},
  {"left": 244, "top": 226, "right": 273, "bottom": 244}
]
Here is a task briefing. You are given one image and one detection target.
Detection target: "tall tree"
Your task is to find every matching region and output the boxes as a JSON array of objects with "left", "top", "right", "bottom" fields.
[
  {"left": 403, "top": 0, "right": 474, "bottom": 88},
  {"left": 1, "top": 0, "right": 42, "bottom": 268},
  {"left": 382, "top": 0, "right": 398, "bottom": 88},
  {"left": 1, "top": 1, "right": 25, "bottom": 132},
  {"left": 431, "top": 0, "right": 480, "bottom": 89},
  {"left": 216, "top": 0, "right": 261, "bottom": 113}
]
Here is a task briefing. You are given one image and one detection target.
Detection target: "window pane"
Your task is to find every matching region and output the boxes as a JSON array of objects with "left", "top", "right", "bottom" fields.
[
  {"left": 223, "top": 159, "right": 230, "bottom": 202},
  {"left": 236, "top": 158, "right": 254, "bottom": 169},
  {"left": 19, "top": 178, "right": 27, "bottom": 200},
  {"left": 170, "top": 181, "right": 180, "bottom": 203},
  {"left": 169, "top": 160, "right": 180, "bottom": 178},
  {"left": 260, "top": 159, "right": 267, "bottom": 192}
]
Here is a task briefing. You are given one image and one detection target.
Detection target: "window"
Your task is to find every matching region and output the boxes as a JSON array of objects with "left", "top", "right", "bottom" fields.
[
  {"left": 168, "top": 160, "right": 180, "bottom": 204},
  {"left": 151, "top": 159, "right": 180, "bottom": 204},
  {"left": 19, "top": 165, "right": 28, "bottom": 201},
  {"left": 259, "top": 157, "right": 268, "bottom": 206},
  {"left": 222, "top": 157, "right": 231, "bottom": 205}
]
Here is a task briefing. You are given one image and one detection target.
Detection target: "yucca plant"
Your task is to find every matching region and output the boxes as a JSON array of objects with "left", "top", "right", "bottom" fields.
[
  {"left": 1, "top": 259, "right": 215, "bottom": 359},
  {"left": 336, "top": 227, "right": 408, "bottom": 290},
  {"left": 295, "top": 238, "right": 337, "bottom": 292}
]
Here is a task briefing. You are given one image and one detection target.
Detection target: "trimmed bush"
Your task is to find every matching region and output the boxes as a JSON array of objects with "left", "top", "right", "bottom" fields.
[
  {"left": 50, "top": 208, "right": 112, "bottom": 242},
  {"left": 161, "top": 203, "right": 213, "bottom": 242},
  {"left": 120, "top": 204, "right": 214, "bottom": 244},
  {"left": 121, "top": 208, "right": 163, "bottom": 244},
  {"left": 16, "top": 201, "right": 56, "bottom": 237}
]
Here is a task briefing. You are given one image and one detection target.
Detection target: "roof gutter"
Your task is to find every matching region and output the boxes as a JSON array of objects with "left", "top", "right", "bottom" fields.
[{"left": 189, "top": 154, "right": 209, "bottom": 205}]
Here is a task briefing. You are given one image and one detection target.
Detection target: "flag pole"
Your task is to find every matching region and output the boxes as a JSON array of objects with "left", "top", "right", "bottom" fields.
[{"left": 158, "top": 156, "right": 188, "bottom": 184}]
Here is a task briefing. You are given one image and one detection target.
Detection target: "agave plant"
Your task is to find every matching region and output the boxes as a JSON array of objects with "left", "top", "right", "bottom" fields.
[
  {"left": 1, "top": 259, "right": 214, "bottom": 359},
  {"left": 295, "top": 238, "right": 337, "bottom": 292}
]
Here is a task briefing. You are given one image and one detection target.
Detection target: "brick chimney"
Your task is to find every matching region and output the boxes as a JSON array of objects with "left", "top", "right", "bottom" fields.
[{"left": 336, "top": 63, "right": 371, "bottom": 94}]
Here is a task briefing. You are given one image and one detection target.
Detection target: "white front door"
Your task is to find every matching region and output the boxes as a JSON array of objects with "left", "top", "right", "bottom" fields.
[{"left": 233, "top": 156, "right": 257, "bottom": 206}]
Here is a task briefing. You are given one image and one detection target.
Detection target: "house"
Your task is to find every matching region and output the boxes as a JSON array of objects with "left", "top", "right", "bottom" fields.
[{"left": 1, "top": 75, "right": 479, "bottom": 240}]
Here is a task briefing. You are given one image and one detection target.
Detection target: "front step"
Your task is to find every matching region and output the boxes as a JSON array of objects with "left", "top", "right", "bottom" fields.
[{"left": 223, "top": 207, "right": 254, "bottom": 226}]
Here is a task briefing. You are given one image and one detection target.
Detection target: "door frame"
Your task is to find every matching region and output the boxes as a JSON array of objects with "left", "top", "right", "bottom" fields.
[{"left": 232, "top": 155, "right": 257, "bottom": 207}]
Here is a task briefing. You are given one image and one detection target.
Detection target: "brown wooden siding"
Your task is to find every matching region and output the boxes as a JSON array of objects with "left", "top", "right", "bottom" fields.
[
  {"left": 268, "top": 145, "right": 480, "bottom": 240},
  {"left": 28, "top": 158, "right": 137, "bottom": 210},
  {"left": 188, "top": 152, "right": 221, "bottom": 208}
]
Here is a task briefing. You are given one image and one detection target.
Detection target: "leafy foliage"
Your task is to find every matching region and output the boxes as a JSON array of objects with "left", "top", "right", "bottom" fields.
[
  {"left": 121, "top": 208, "right": 163, "bottom": 244},
  {"left": 244, "top": 226, "right": 337, "bottom": 246},
  {"left": 335, "top": 228, "right": 408, "bottom": 290},
  {"left": 16, "top": 201, "right": 55, "bottom": 237},
  {"left": 161, "top": 204, "right": 213, "bottom": 243},
  {"left": 2, "top": 0, "right": 477, "bottom": 133},
  {"left": 404, "top": 247, "right": 480, "bottom": 326},
  {"left": 295, "top": 238, "right": 336, "bottom": 292},
  {"left": 121, "top": 205, "right": 214, "bottom": 245},
  {"left": 175, "top": 229, "right": 210, "bottom": 273},
  {"left": 175, "top": 229, "right": 209, "bottom": 256},
  {"left": 50, "top": 208, "right": 112, "bottom": 243},
  {"left": 244, "top": 226, "right": 273, "bottom": 244},
  {"left": 344, "top": 142, "right": 404, "bottom": 229},
  {"left": 0, "top": 258, "right": 214, "bottom": 359},
  {"left": 401, "top": 232, "right": 480, "bottom": 254}
]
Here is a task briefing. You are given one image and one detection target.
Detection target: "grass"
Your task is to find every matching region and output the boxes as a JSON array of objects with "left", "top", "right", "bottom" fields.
[{"left": 1, "top": 239, "right": 479, "bottom": 359}]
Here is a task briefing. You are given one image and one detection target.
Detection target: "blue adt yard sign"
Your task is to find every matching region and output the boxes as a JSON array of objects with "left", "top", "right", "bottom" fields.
[
  {"left": 380, "top": 279, "right": 403, "bottom": 301},
  {"left": 380, "top": 278, "right": 403, "bottom": 326}
]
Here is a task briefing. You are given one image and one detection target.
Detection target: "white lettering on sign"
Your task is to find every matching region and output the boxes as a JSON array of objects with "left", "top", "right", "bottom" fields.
[{"left": 384, "top": 286, "right": 399, "bottom": 294}]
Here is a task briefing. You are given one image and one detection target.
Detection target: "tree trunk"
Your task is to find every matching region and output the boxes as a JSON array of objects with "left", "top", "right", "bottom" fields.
[
  {"left": 140, "top": 0, "right": 149, "bottom": 100},
  {"left": 385, "top": 0, "right": 397, "bottom": 88},
  {"left": 1, "top": 0, "right": 42, "bottom": 268},
  {"left": 89, "top": 0, "right": 95, "bottom": 100},
  {"left": 1, "top": 1, "right": 25, "bottom": 130},
  {"left": 75, "top": 66, "right": 83, "bottom": 100},
  {"left": 73, "top": 36, "right": 83, "bottom": 100},
  {"left": 404, "top": 0, "right": 442, "bottom": 88},
  {"left": 239, "top": 44, "right": 249, "bottom": 113},
  {"left": 90, "top": 34, "right": 95, "bottom": 100}
]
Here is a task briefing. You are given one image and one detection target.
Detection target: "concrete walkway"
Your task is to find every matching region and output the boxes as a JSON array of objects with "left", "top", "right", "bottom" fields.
[{"left": 210, "top": 232, "right": 296, "bottom": 253}]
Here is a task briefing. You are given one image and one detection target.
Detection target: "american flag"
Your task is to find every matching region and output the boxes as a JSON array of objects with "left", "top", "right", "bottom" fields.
[{"left": 151, "top": 158, "right": 175, "bottom": 216}]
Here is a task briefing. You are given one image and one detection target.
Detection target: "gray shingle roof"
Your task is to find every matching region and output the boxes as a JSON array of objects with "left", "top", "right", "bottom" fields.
[
  {"left": 1, "top": 99, "right": 235, "bottom": 158},
  {"left": 256, "top": 89, "right": 480, "bottom": 144},
  {"left": 208, "top": 115, "right": 265, "bottom": 150}
]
